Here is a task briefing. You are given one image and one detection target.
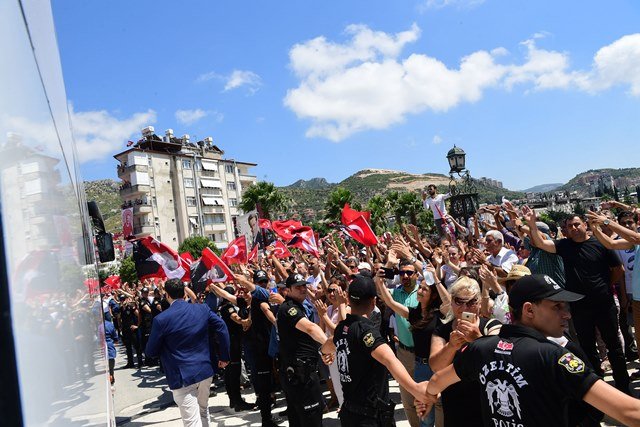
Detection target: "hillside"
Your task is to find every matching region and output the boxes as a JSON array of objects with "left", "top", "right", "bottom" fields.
[
  {"left": 84, "top": 179, "right": 121, "bottom": 233},
  {"left": 521, "top": 183, "right": 563, "bottom": 193},
  {"left": 560, "top": 168, "right": 640, "bottom": 197}
]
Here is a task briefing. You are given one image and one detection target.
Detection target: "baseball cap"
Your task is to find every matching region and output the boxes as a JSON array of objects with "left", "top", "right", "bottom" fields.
[
  {"left": 285, "top": 273, "right": 307, "bottom": 287},
  {"left": 508, "top": 274, "right": 583, "bottom": 310},
  {"left": 223, "top": 285, "right": 236, "bottom": 295},
  {"left": 497, "top": 264, "right": 531, "bottom": 284},
  {"left": 358, "top": 262, "right": 372, "bottom": 272},
  {"left": 253, "top": 270, "right": 268, "bottom": 283},
  {"left": 141, "top": 287, "right": 149, "bottom": 293},
  {"left": 536, "top": 221, "right": 550, "bottom": 234},
  {"left": 348, "top": 275, "right": 377, "bottom": 301}
]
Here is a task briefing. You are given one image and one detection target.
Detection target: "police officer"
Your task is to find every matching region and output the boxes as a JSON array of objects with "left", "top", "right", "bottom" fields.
[
  {"left": 321, "top": 275, "right": 428, "bottom": 427},
  {"left": 277, "top": 273, "right": 332, "bottom": 427},
  {"left": 120, "top": 296, "right": 143, "bottom": 369},
  {"left": 423, "top": 274, "right": 640, "bottom": 427},
  {"left": 138, "top": 287, "right": 154, "bottom": 365}
]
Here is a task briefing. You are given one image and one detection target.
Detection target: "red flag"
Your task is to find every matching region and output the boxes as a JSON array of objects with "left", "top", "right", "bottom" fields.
[
  {"left": 201, "top": 248, "right": 235, "bottom": 283},
  {"left": 341, "top": 203, "right": 370, "bottom": 224},
  {"left": 258, "top": 218, "right": 272, "bottom": 230},
  {"left": 248, "top": 244, "right": 259, "bottom": 263},
  {"left": 133, "top": 236, "right": 190, "bottom": 281},
  {"left": 104, "top": 275, "right": 121, "bottom": 289},
  {"left": 180, "top": 252, "right": 195, "bottom": 265},
  {"left": 272, "top": 240, "right": 292, "bottom": 259},
  {"left": 221, "top": 235, "right": 247, "bottom": 265},
  {"left": 344, "top": 215, "right": 379, "bottom": 246},
  {"left": 288, "top": 226, "right": 319, "bottom": 257},
  {"left": 272, "top": 220, "right": 303, "bottom": 241}
]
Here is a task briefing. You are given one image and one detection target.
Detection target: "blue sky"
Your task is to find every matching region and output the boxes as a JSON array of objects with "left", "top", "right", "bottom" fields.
[{"left": 52, "top": 0, "right": 640, "bottom": 191}]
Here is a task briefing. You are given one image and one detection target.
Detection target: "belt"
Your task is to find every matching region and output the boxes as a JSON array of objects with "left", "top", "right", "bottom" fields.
[
  {"left": 415, "top": 356, "right": 429, "bottom": 365},
  {"left": 398, "top": 342, "right": 415, "bottom": 352}
]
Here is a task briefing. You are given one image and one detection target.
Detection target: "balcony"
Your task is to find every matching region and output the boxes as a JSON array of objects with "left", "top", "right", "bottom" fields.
[
  {"left": 203, "top": 222, "right": 227, "bottom": 230},
  {"left": 202, "top": 205, "right": 225, "bottom": 214},
  {"left": 119, "top": 183, "right": 150, "bottom": 197},
  {"left": 133, "top": 225, "right": 154, "bottom": 235},
  {"left": 117, "top": 163, "right": 148, "bottom": 178},
  {"left": 239, "top": 173, "right": 256, "bottom": 182}
]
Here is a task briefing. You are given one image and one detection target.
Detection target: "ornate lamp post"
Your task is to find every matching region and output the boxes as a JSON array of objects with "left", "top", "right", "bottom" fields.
[{"left": 446, "top": 145, "right": 478, "bottom": 220}]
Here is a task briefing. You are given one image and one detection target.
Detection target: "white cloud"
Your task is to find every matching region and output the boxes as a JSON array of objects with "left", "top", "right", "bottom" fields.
[
  {"left": 432, "top": 135, "right": 443, "bottom": 144},
  {"left": 175, "top": 109, "right": 207, "bottom": 125},
  {"left": 284, "top": 25, "right": 640, "bottom": 141},
  {"left": 196, "top": 69, "right": 263, "bottom": 94}
]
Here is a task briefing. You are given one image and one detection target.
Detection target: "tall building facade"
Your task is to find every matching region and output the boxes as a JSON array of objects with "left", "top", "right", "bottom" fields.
[{"left": 114, "top": 126, "right": 257, "bottom": 250}]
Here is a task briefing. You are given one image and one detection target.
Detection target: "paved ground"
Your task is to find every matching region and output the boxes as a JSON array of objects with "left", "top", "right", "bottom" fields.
[{"left": 113, "top": 341, "right": 634, "bottom": 426}]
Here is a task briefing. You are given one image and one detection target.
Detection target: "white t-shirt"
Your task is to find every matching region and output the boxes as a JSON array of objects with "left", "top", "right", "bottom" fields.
[
  {"left": 423, "top": 193, "right": 450, "bottom": 220},
  {"left": 488, "top": 247, "right": 519, "bottom": 273}
]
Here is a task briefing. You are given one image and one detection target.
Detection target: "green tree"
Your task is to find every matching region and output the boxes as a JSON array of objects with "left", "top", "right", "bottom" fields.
[
  {"left": 416, "top": 209, "right": 436, "bottom": 235},
  {"left": 178, "top": 235, "right": 220, "bottom": 259},
  {"left": 396, "top": 192, "right": 423, "bottom": 226},
  {"left": 119, "top": 256, "right": 138, "bottom": 284},
  {"left": 324, "top": 187, "right": 356, "bottom": 223},
  {"left": 238, "top": 181, "right": 289, "bottom": 219},
  {"left": 366, "top": 195, "right": 391, "bottom": 235},
  {"left": 573, "top": 202, "right": 586, "bottom": 216}
]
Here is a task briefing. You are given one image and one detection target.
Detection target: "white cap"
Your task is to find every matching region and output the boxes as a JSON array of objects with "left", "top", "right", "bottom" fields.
[{"left": 358, "top": 262, "right": 372, "bottom": 271}]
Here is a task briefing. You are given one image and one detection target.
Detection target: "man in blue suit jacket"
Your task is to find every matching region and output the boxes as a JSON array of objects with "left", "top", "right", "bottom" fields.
[{"left": 146, "top": 279, "right": 230, "bottom": 427}]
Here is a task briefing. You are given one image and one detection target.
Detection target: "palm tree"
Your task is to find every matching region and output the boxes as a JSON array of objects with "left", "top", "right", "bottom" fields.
[
  {"left": 324, "top": 187, "right": 354, "bottom": 223},
  {"left": 366, "top": 194, "right": 391, "bottom": 235},
  {"left": 238, "top": 181, "right": 289, "bottom": 219}
]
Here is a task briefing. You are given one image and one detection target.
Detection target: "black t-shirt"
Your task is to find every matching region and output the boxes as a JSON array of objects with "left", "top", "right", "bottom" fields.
[
  {"left": 554, "top": 236, "right": 621, "bottom": 304},
  {"left": 408, "top": 306, "right": 439, "bottom": 359},
  {"left": 454, "top": 324, "right": 600, "bottom": 427},
  {"left": 433, "top": 317, "right": 502, "bottom": 427},
  {"left": 219, "top": 301, "right": 243, "bottom": 337},
  {"left": 334, "top": 314, "right": 389, "bottom": 407},
  {"left": 121, "top": 305, "right": 137, "bottom": 328},
  {"left": 139, "top": 299, "right": 153, "bottom": 330},
  {"left": 277, "top": 298, "right": 320, "bottom": 363},
  {"left": 249, "top": 293, "right": 272, "bottom": 348}
]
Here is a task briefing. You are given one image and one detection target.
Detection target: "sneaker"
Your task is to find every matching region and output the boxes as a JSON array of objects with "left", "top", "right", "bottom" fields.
[
  {"left": 263, "top": 415, "right": 284, "bottom": 426},
  {"left": 234, "top": 400, "right": 257, "bottom": 412},
  {"left": 630, "top": 370, "right": 640, "bottom": 381}
]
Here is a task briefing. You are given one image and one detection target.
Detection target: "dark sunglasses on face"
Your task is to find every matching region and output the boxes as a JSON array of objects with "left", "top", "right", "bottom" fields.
[
  {"left": 453, "top": 296, "right": 479, "bottom": 307},
  {"left": 399, "top": 270, "right": 415, "bottom": 276},
  {"left": 327, "top": 288, "right": 337, "bottom": 293}
]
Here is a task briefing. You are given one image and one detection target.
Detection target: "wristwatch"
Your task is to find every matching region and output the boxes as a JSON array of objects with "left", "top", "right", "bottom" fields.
[{"left": 603, "top": 219, "right": 610, "bottom": 226}]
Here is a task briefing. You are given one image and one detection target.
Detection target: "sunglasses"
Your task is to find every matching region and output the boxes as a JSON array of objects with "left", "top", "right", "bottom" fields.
[
  {"left": 398, "top": 270, "right": 415, "bottom": 276},
  {"left": 453, "top": 297, "right": 479, "bottom": 307},
  {"left": 347, "top": 264, "right": 357, "bottom": 268},
  {"left": 327, "top": 288, "right": 338, "bottom": 293}
]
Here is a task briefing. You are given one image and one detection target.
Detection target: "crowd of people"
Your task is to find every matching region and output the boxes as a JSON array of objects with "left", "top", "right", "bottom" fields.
[{"left": 101, "top": 189, "right": 640, "bottom": 427}]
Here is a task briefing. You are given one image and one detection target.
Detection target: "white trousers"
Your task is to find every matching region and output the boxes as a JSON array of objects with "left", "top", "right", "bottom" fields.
[{"left": 172, "top": 376, "right": 213, "bottom": 427}]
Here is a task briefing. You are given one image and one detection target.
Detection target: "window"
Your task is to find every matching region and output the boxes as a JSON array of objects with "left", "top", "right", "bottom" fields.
[
  {"left": 201, "top": 188, "right": 222, "bottom": 196},
  {"left": 227, "top": 182, "right": 236, "bottom": 191},
  {"left": 204, "top": 214, "right": 225, "bottom": 224},
  {"left": 229, "top": 198, "right": 238, "bottom": 207},
  {"left": 225, "top": 164, "right": 234, "bottom": 174},
  {"left": 184, "top": 178, "right": 194, "bottom": 188},
  {"left": 186, "top": 197, "right": 196, "bottom": 207},
  {"left": 182, "top": 159, "right": 191, "bottom": 169}
]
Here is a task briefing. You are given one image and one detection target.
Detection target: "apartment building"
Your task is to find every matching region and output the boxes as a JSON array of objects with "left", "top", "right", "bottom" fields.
[{"left": 114, "top": 126, "right": 257, "bottom": 250}]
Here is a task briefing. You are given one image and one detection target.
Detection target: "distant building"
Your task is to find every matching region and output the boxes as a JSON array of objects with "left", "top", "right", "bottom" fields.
[
  {"left": 478, "top": 177, "right": 503, "bottom": 188},
  {"left": 114, "top": 126, "right": 257, "bottom": 250}
]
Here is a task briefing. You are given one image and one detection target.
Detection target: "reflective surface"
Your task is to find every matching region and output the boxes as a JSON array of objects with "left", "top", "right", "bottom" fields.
[{"left": 0, "top": 0, "right": 114, "bottom": 425}]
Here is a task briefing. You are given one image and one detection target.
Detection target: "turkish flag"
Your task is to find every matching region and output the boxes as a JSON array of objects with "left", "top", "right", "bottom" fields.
[
  {"left": 133, "top": 236, "right": 190, "bottom": 281},
  {"left": 344, "top": 215, "right": 379, "bottom": 246},
  {"left": 272, "top": 220, "right": 303, "bottom": 241},
  {"left": 272, "top": 240, "right": 292, "bottom": 259},
  {"left": 341, "top": 203, "right": 370, "bottom": 224},
  {"left": 122, "top": 207, "right": 134, "bottom": 238},
  {"left": 258, "top": 218, "right": 272, "bottom": 230},
  {"left": 104, "top": 275, "right": 121, "bottom": 289},
  {"left": 190, "top": 248, "right": 235, "bottom": 294},
  {"left": 221, "top": 235, "right": 247, "bottom": 265},
  {"left": 288, "top": 226, "right": 319, "bottom": 257},
  {"left": 248, "top": 244, "right": 259, "bottom": 263}
]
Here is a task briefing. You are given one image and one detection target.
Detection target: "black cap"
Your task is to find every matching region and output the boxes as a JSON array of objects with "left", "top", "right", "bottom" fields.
[
  {"left": 253, "top": 270, "right": 268, "bottom": 283},
  {"left": 348, "top": 275, "right": 377, "bottom": 301},
  {"left": 223, "top": 285, "right": 236, "bottom": 295},
  {"left": 285, "top": 273, "right": 307, "bottom": 287},
  {"left": 276, "top": 282, "right": 287, "bottom": 289},
  {"left": 119, "top": 295, "right": 126, "bottom": 301},
  {"left": 508, "top": 274, "right": 584, "bottom": 310},
  {"left": 141, "top": 287, "right": 149, "bottom": 293}
]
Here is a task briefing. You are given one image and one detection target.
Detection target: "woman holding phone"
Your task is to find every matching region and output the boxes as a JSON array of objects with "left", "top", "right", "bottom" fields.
[
  {"left": 375, "top": 265, "right": 446, "bottom": 427},
  {"left": 429, "top": 277, "right": 501, "bottom": 427}
]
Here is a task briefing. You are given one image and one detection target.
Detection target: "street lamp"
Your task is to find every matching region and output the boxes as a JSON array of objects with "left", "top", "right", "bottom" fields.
[{"left": 446, "top": 145, "right": 478, "bottom": 220}]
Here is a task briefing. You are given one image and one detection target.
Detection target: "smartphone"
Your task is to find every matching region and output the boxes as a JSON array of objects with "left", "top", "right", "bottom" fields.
[
  {"left": 461, "top": 312, "right": 476, "bottom": 322},
  {"left": 382, "top": 267, "right": 396, "bottom": 280}
]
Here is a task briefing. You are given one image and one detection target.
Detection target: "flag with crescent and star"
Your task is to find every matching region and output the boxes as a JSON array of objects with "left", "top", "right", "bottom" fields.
[
  {"left": 342, "top": 214, "right": 379, "bottom": 246},
  {"left": 258, "top": 218, "right": 272, "bottom": 230},
  {"left": 271, "top": 219, "right": 303, "bottom": 241},
  {"left": 133, "top": 236, "right": 191, "bottom": 281},
  {"left": 221, "top": 235, "right": 248, "bottom": 265},
  {"left": 247, "top": 243, "right": 258, "bottom": 263},
  {"left": 288, "top": 226, "right": 319, "bottom": 257},
  {"left": 272, "top": 240, "right": 293, "bottom": 258},
  {"left": 341, "top": 203, "right": 371, "bottom": 224}
]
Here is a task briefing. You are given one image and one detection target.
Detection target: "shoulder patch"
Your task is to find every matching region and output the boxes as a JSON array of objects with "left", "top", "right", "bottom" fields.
[
  {"left": 363, "top": 332, "right": 375, "bottom": 347},
  {"left": 227, "top": 307, "right": 235, "bottom": 314},
  {"left": 288, "top": 307, "right": 298, "bottom": 317},
  {"left": 558, "top": 352, "right": 585, "bottom": 374}
]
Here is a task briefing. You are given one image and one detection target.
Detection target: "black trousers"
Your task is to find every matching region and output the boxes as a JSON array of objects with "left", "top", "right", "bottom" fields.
[
  {"left": 339, "top": 406, "right": 396, "bottom": 427},
  {"left": 224, "top": 334, "right": 243, "bottom": 405},
  {"left": 251, "top": 345, "right": 274, "bottom": 424},
  {"left": 121, "top": 328, "right": 143, "bottom": 367},
  {"left": 279, "top": 359, "right": 323, "bottom": 427},
  {"left": 572, "top": 299, "right": 630, "bottom": 392}
]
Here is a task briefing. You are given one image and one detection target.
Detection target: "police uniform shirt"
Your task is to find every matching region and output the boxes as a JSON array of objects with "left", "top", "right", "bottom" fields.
[
  {"left": 334, "top": 314, "right": 389, "bottom": 406},
  {"left": 139, "top": 299, "right": 153, "bottom": 330},
  {"left": 121, "top": 305, "right": 137, "bottom": 329},
  {"left": 249, "top": 288, "right": 272, "bottom": 347},
  {"left": 277, "top": 298, "right": 320, "bottom": 363},
  {"left": 453, "top": 324, "right": 600, "bottom": 427},
  {"left": 220, "top": 301, "right": 243, "bottom": 337}
]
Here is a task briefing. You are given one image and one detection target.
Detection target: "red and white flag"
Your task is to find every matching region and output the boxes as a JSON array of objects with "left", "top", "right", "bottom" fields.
[
  {"left": 133, "top": 236, "right": 190, "bottom": 281},
  {"left": 122, "top": 207, "right": 134, "bottom": 238},
  {"left": 343, "top": 215, "right": 379, "bottom": 246},
  {"left": 258, "top": 218, "right": 272, "bottom": 230},
  {"left": 272, "top": 240, "right": 292, "bottom": 259},
  {"left": 221, "top": 235, "right": 247, "bottom": 265},
  {"left": 190, "top": 248, "right": 235, "bottom": 293},
  {"left": 103, "top": 275, "right": 121, "bottom": 290},
  {"left": 341, "top": 203, "right": 371, "bottom": 224},
  {"left": 248, "top": 244, "right": 259, "bottom": 263},
  {"left": 272, "top": 220, "right": 303, "bottom": 241},
  {"left": 288, "top": 226, "right": 319, "bottom": 257}
]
